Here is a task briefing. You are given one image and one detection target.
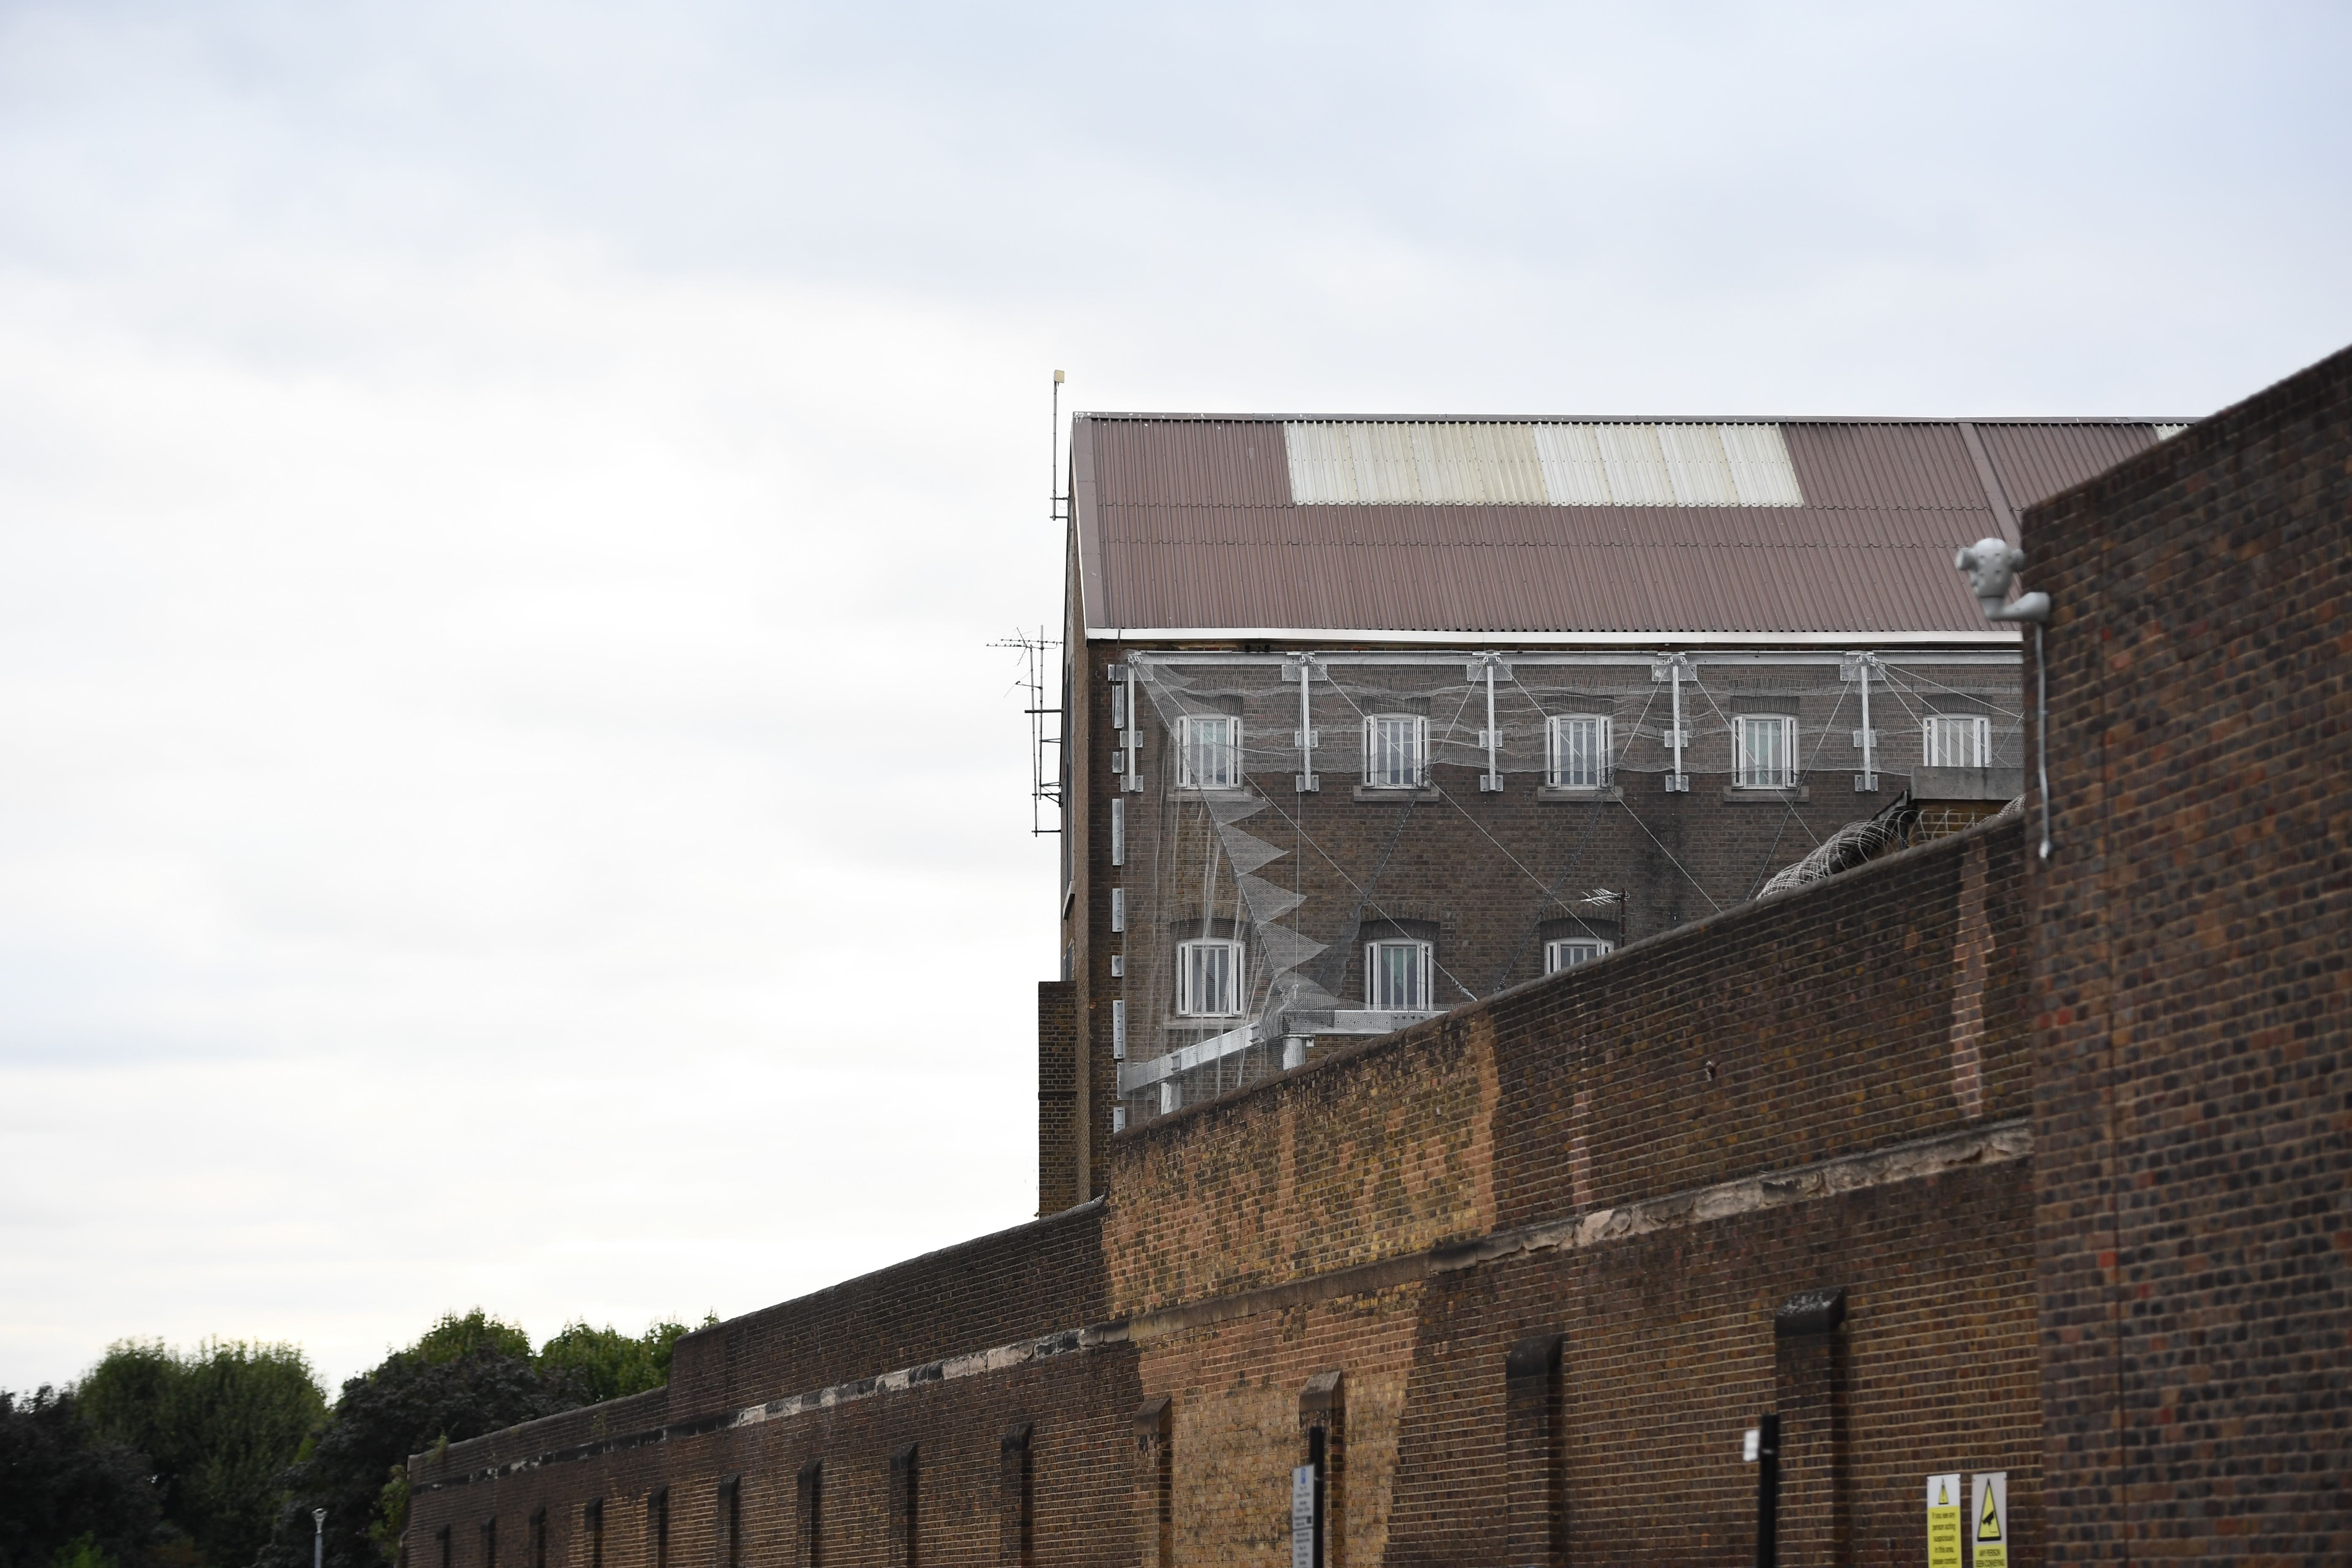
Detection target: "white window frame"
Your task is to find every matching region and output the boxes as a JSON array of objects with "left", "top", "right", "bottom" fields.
[
  {"left": 1175, "top": 938, "right": 1245, "bottom": 1018},
  {"left": 1362, "top": 714, "right": 1429, "bottom": 789},
  {"left": 1732, "top": 714, "right": 1797, "bottom": 789},
  {"left": 1544, "top": 938, "right": 1614, "bottom": 974},
  {"left": 1364, "top": 939, "right": 1433, "bottom": 1012},
  {"left": 1922, "top": 714, "right": 1991, "bottom": 769},
  {"left": 1546, "top": 714, "right": 1612, "bottom": 789},
  {"left": 1177, "top": 714, "right": 1241, "bottom": 790}
]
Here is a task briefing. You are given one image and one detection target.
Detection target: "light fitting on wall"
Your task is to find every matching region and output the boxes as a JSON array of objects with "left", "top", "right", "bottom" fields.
[{"left": 1955, "top": 539, "right": 2054, "bottom": 860}]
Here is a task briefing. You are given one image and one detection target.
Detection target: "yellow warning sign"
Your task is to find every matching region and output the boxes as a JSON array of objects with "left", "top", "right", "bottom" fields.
[
  {"left": 1925, "top": 1473, "right": 1961, "bottom": 1568},
  {"left": 1971, "top": 1471, "right": 2009, "bottom": 1568}
]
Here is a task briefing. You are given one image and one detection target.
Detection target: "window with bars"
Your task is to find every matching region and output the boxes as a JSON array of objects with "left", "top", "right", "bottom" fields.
[
  {"left": 1546, "top": 714, "right": 1612, "bottom": 789},
  {"left": 1362, "top": 715, "right": 1428, "bottom": 789},
  {"left": 1176, "top": 939, "right": 1244, "bottom": 1017},
  {"left": 1922, "top": 714, "right": 1990, "bottom": 768},
  {"left": 1178, "top": 716, "right": 1240, "bottom": 789},
  {"left": 1733, "top": 715, "right": 1796, "bottom": 789},
  {"left": 1544, "top": 938, "right": 1613, "bottom": 974},
  {"left": 1365, "top": 939, "right": 1432, "bottom": 1011}
]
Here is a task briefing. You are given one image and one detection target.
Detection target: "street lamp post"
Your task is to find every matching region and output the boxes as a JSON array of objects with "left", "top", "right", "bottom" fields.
[{"left": 313, "top": 1508, "right": 327, "bottom": 1568}]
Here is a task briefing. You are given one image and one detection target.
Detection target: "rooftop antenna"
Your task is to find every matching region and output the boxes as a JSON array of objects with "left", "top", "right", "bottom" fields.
[
  {"left": 988, "top": 369, "right": 1071, "bottom": 837},
  {"left": 1051, "top": 369, "right": 1066, "bottom": 533}
]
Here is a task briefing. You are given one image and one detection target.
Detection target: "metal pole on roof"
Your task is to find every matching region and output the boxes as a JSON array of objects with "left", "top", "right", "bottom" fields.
[
  {"left": 1658, "top": 654, "right": 1691, "bottom": 791},
  {"left": 1051, "top": 369, "right": 1064, "bottom": 527},
  {"left": 1479, "top": 656, "right": 1503, "bottom": 792}
]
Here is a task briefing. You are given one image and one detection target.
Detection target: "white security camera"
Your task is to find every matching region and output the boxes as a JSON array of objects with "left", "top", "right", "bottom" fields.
[{"left": 1955, "top": 537, "right": 2050, "bottom": 623}]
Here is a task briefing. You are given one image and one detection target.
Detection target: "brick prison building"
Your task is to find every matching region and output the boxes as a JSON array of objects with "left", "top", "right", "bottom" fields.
[
  {"left": 1045, "top": 413, "right": 2186, "bottom": 1200},
  {"left": 400, "top": 359, "right": 2348, "bottom": 1567}
]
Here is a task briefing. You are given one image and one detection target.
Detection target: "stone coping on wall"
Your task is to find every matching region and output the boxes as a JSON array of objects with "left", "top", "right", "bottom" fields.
[{"left": 408, "top": 1195, "right": 1108, "bottom": 1486}]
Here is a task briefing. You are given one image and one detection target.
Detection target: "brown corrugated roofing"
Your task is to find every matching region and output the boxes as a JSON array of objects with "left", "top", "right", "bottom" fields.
[{"left": 1073, "top": 414, "right": 2179, "bottom": 639}]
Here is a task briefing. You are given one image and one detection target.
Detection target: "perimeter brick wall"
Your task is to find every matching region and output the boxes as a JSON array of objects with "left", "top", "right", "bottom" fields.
[
  {"left": 406, "top": 812, "right": 2040, "bottom": 1568},
  {"left": 2027, "top": 343, "right": 2352, "bottom": 1563},
  {"left": 404, "top": 1203, "right": 1132, "bottom": 1568},
  {"left": 1108, "top": 811, "right": 2041, "bottom": 1565}
]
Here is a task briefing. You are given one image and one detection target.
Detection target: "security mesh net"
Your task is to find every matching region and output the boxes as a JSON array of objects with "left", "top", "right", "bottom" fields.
[{"left": 1110, "top": 651, "right": 2021, "bottom": 1124}]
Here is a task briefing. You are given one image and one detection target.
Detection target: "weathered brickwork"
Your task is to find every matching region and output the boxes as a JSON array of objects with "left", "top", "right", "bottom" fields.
[
  {"left": 2027, "top": 345, "right": 2352, "bottom": 1562},
  {"left": 405, "top": 1204, "right": 1134, "bottom": 1568},
  {"left": 1105, "top": 815, "right": 2029, "bottom": 1318},
  {"left": 411, "top": 811, "right": 2040, "bottom": 1568},
  {"left": 1037, "top": 980, "right": 1078, "bottom": 1215},
  {"left": 1101, "top": 812, "right": 2038, "bottom": 1565}
]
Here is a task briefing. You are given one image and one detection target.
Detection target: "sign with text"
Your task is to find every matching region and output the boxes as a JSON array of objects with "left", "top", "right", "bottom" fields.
[
  {"left": 1925, "top": 1473, "right": 1962, "bottom": 1568},
  {"left": 1291, "top": 1464, "right": 1317, "bottom": 1568},
  {"left": 1971, "top": 1471, "right": 2008, "bottom": 1568}
]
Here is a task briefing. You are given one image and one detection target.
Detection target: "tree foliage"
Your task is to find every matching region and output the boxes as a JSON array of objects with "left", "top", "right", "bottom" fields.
[
  {"left": 0, "top": 1385, "right": 160, "bottom": 1568},
  {"left": 77, "top": 1340, "right": 325, "bottom": 1568},
  {"left": 535, "top": 1320, "right": 693, "bottom": 1406},
  {"left": 260, "top": 1309, "right": 703, "bottom": 1568}
]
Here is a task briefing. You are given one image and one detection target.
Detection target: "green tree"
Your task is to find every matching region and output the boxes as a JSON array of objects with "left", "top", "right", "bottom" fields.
[
  {"left": 260, "top": 1309, "right": 707, "bottom": 1568},
  {"left": 78, "top": 1340, "right": 325, "bottom": 1568},
  {"left": 0, "top": 1385, "right": 160, "bottom": 1568},
  {"left": 535, "top": 1319, "right": 694, "bottom": 1405}
]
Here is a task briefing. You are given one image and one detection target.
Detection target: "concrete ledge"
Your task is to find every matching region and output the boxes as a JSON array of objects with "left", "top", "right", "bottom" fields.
[{"left": 1911, "top": 765, "right": 2024, "bottom": 801}]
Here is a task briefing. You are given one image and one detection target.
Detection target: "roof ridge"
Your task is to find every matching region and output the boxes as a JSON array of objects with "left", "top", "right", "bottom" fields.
[{"left": 1073, "top": 412, "right": 2193, "bottom": 426}]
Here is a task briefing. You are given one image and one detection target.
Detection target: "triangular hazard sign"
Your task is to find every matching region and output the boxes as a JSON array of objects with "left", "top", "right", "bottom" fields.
[
  {"left": 1977, "top": 1486, "right": 2003, "bottom": 1541},
  {"left": 1936, "top": 1481, "right": 1952, "bottom": 1507}
]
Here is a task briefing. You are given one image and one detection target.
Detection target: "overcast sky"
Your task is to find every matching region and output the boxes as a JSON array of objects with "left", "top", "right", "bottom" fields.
[{"left": 2, "top": 1, "right": 2346, "bottom": 1394}]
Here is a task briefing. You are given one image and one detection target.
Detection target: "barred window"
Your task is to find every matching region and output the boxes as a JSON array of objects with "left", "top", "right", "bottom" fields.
[
  {"left": 1362, "top": 715, "right": 1428, "bottom": 789},
  {"left": 1733, "top": 715, "right": 1796, "bottom": 789},
  {"left": 1544, "top": 938, "right": 1613, "bottom": 974},
  {"left": 1364, "top": 939, "right": 1432, "bottom": 1011},
  {"left": 1547, "top": 714, "right": 1612, "bottom": 789},
  {"left": 1178, "top": 716, "right": 1240, "bottom": 789},
  {"left": 1176, "top": 939, "right": 1244, "bottom": 1016},
  {"left": 1923, "top": 714, "right": 1990, "bottom": 768}
]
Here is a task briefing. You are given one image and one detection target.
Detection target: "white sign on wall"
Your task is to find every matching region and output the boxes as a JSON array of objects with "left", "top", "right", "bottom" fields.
[
  {"left": 1291, "top": 1464, "right": 1317, "bottom": 1568},
  {"left": 1925, "top": 1473, "right": 1962, "bottom": 1568},
  {"left": 1971, "top": 1471, "right": 2009, "bottom": 1568}
]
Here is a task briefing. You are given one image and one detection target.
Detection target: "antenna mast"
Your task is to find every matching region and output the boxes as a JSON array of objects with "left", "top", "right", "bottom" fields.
[{"left": 990, "top": 370, "right": 1069, "bottom": 836}]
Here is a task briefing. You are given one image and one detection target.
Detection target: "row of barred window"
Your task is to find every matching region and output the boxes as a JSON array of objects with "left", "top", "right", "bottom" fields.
[
  {"left": 1169, "top": 933, "right": 1609, "bottom": 1019},
  {"left": 1170, "top": 712, "right": 1994, "bottom": 792}
]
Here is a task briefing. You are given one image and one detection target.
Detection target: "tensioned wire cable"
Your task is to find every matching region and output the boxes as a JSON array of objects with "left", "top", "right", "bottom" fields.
[
  {"left": 1873, "top": 662, "right": 2023, "bottom": 721},
  {"left": 1250, "top": 787, "right": 1484, "bottom": 1009},
  {"left": 1310, "top": 672, "right": 1493, "bottom": 1004},
  {"left": 1874, "top": 664, "right": 2024, "bottom": 773},
  {"left": 1685, "top": 672, "right": 1826, "bottom": 855},
  {"left": 1735, "top": 683, "right": 1854, "bottom": 903},
  {"left": 1481, "top": 675, "right": 1658, "bottom": 991}
]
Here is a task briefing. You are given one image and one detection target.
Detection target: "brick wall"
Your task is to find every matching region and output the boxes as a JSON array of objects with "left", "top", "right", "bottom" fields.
[
  {"left": 1038, "top": 981, "right": 1078, "bottom": 1215},
  {"left": 404, "top": 1203, "right": 1130, "bottom": 1568},
  {"left": 2027, "top": 343, "right": 2352, "bottom": 1563},
  {"left": 1105, "top": 811, "right": 2039, "bottom": 1564},
  {"left": 410, "top": 809, "right": 2040, "bottom": 1568}
]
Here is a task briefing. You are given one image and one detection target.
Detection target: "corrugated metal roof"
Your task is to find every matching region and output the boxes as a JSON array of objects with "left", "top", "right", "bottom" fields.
[
  {"left": 1283, "top": 421, "right": 1802, "bottom": 506},
  {"left": 1974, "top": 422, "right": 2161, "bottom": 517},
  {"left": 1073, "top": 414, "right": 2181, "bottom": 639}
]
